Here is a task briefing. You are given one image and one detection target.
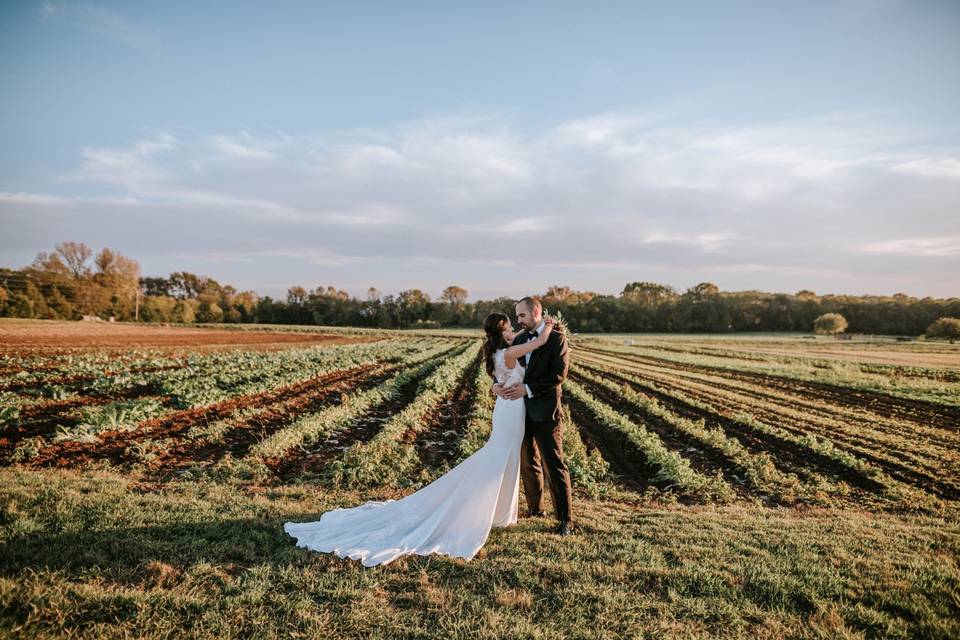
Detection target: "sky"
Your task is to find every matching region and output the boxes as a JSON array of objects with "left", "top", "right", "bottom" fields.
[{"left": 1, "top": 0, "right": 958, "bottom": 301}]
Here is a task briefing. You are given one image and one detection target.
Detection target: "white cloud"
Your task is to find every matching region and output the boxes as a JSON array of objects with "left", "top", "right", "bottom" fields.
[
  {"left": 501, "top": 217, "right": 550, "bottom": 233},
  {"left": 212, "top": 135, "right": 276, "bottom": 160},
  {"left": 638, "top": 232, "right": 738, "bottom": 252},
  {"left": 0, "top": 191, "right": 66, "bottom": 205},
  {"left": 856, "top": 237, "right": 960, "bottom": 257},
  {"left": 890, "top": 157, "right": 960, "bottom": 179},
  {"left": 174, "top": 247, "right": 368, "bottom": 267},
  {"left": 4, "top": 110, "right": 958, "bottom": 297}
]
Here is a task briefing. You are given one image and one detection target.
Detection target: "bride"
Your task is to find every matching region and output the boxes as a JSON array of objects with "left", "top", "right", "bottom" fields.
[{"left": 283, "top": 312, "right": 555, "bottom": 567}]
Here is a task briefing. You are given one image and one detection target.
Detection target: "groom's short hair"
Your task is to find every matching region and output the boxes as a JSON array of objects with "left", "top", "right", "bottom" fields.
[{"left": 517, "top": 296, "right": 542, "bottom": 314}]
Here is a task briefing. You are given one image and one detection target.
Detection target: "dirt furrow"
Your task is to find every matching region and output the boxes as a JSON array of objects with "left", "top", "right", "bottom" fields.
[
  {"left": 564, "top": 397, "right": 663, "bottom": 494},
  {"left": 412, "top": 354, "right": 481, "bottom": 473},
  {"left": 580, "top": 346, "right": 960, "bottom": 432},
  {"left": 620, "top": 367, "right": 960, "bottom": 502},
  {"left": 571, "top": 373, "right": 754, "bottom": 500},
  {"left": 26, "top": 363, "right": 386, "bottom": 469},
  {"left": 141, "top": 363, "right": 403, "bottom": 479},
  {"left": 578, "top": 362, "right": 885, "bottom": 493},
  {"left": 273, "top": 375, "right": 425, "bottom": 482},
  {"left": 579, "top": 351, "right": 960, "bottom": 464}
]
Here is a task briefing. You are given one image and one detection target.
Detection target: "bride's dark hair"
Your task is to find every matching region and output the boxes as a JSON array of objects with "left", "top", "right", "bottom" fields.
[{"left": 482, "top": 312, "right": 510, "bottom": 379}]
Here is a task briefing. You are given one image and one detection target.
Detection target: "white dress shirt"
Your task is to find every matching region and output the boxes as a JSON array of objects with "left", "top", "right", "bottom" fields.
[{"left": 524, "top": 319, "right": 546, "bottom": 398}]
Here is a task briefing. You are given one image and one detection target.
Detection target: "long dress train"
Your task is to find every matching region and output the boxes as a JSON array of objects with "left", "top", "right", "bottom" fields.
[{"left": 283, "top": 348, "right": 526, "bottom": 567}]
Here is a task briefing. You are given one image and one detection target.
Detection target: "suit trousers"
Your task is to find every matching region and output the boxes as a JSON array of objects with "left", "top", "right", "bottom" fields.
[{"left": 519, "top": 413, "right": 573, "bottom": 523}]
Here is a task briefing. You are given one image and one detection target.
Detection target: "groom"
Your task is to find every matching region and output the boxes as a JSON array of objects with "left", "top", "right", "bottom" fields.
[{"left": 493, "top": 296, "right": 574, "bottom": 536}]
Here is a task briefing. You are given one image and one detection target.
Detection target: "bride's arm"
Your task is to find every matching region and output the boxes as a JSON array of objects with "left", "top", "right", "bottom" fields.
[{"left": 503, "top": 318, "right": 554, "bottom": 368}]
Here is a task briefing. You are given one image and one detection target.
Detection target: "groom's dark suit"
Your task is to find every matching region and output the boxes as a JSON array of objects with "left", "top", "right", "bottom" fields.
[{"left": 512, "top": 326, "right": 572, "bottom": 523}]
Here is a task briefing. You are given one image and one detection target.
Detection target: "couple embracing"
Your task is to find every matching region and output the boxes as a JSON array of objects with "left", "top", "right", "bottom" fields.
[{"left": 284, "top": 295, "right": 575, "bottom": 567}]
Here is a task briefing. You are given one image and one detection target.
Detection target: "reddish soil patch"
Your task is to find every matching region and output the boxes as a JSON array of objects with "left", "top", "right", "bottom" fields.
[
  {"left": 0, "top": 320, "right": 381, "bottom": 354},
  {"left": 143, "top": 363, "right": 404, "bottom": 479},
  {"left": 0, "top": 363, "right": 185, "bottom": 393},
  {"left": 26, "top": 363, "right": 384, "bottom": 469},
  {"left": 1, "top": 388, "right": 176, "bottom": 455}
]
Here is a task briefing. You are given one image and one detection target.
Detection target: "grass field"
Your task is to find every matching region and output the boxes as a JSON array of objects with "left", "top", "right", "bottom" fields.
[{"left": 1, "top": 319, "right": 958, "bottom": 639}]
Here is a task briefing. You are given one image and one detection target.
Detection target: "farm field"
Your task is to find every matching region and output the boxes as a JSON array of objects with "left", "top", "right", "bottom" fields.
[{"left": 1, "top": 319, "right": 958, "bottom": 639}]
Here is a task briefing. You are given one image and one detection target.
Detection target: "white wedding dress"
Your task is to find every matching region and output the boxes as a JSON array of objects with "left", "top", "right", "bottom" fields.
[{"left": 283, "top": 348, "right": 526, "bottom": 567}]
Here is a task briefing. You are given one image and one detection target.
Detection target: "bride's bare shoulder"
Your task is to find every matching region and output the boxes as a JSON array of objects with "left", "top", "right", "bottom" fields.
[{"left": 499, "top": 347, "right": 520, "bottom": 370}]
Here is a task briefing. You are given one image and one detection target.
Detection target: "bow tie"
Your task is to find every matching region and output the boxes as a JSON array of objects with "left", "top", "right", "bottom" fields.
[{"left": 529, "top": 330, "right": 538, "bottom": 338}]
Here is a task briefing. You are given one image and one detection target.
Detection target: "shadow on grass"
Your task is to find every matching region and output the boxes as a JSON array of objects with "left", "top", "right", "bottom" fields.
[{"left": 0, "top": 514, "right": 338, "bottom": 577}]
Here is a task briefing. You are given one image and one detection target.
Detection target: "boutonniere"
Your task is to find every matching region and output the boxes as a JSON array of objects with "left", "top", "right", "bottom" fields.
[{"left": 544, "top": 309, "right": 569, "bottom": 336}]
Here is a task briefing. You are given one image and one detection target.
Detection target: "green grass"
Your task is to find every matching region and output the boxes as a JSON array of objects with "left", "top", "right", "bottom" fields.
[{"left": 2, "top": 467, "right": 957, "bottom": 639}]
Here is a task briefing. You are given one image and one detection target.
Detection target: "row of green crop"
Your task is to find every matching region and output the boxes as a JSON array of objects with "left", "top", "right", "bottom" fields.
[
  {"left": 576, "top": 359, "right": 889, "bottom": 487},
  {"left": 452, "top": 359, "right": 496, "bottom": 462},
  {"left": 575, "top": 354, "right": 945, "bottom": 509},
  {"left": 0, "top": 350, "right": 187, "bottom": 396},
  {"left": 573, "top": 365, "right": 812, "bottom": 504},
  {"left": 5, "top": 337, "right": 431, "bottom": 406},
  {"left": 597, "top": 337, "right": 960, "bottom": 382},
  {"left": 565, "top": 378, "right": 734, "bottom": 502},
  {"left": 578, "top": 341, "right": 960, "bottom": 407},
  {"left": 246, "top": 342, "right": 455, "bottom": 464},
  {"left": 322, "top": 341, "right": 480, "bottom": 489},
  {"left": 126, "top": 339, "right": 418, "bottom": 409},
  {"left": 577, "top": 348, "right": 959, "bottom": 470},
  {"left": 557, "top": 408, "right": 610, "bottom": 496},
  {"left": 77, "top": 343, "right": 459, "bottom": 476},
  {"left": 45, "top": 339, "right": 449, "bottom": 444}
]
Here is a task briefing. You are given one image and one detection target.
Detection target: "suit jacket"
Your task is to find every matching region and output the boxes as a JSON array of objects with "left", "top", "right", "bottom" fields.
[{"left": 511, "top": 327, "right": 569, "bottom": 422}]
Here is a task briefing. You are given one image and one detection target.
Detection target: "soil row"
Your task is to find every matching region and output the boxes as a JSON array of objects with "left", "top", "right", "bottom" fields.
[{"left": 579, "top": 346, "right": 960, "bottom": 431}]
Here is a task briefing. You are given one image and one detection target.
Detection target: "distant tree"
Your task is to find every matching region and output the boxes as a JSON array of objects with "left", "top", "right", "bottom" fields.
[
  {"left": 544, "top": 285, "right": 574, "bottom": 302},
  {"left": 621, "top": 281, "right": 677, "bottom": 305},
  {"left": 287, "top": 286, "right": 308, "bottom": 305},
  {"left": 196, "top": 301, "right": 224, "bottom": 323},
  {"left": 171, "top": 299, "right": 197, "bottom": 323},
  {"left": 55, "top": 241, "right": 93, "bottom": 278},
  {"left": 141, "top": 295, "right": 177, "bottom": 322},
  {"left": 141, "top": 276, "right": 173, "bottom": 297},
  {"left": 28, "top": 251, "right": 73, "bottom": 281},
  {"left": 23, "top": 282, "right": 50, "bottom": 318},
  {"left": 397, "top": 289, "right": 431, "bottom": 327},
  {"left": 92, "top": 248, "right": 141, "bottom": 320},
  {"left": 814, "top": 313, "right": 848, "bottom": 335},
  {"left": 168, "top": 272, "right": 207, "bottom": 299},
  {"left": 925, "top": 317, "right": 960, "bottom": 343},
  {"left": 46, "top": 286, "right": 75, "bottom": 319},
  {"left": 440, "top": 286, "right": 468, "bottom": 307},
  {"left": 688, "top": 282, "right": 720, "bottom": 299},
  {"left": 233, "top": 291, "right": 259, "bottom": 321}
]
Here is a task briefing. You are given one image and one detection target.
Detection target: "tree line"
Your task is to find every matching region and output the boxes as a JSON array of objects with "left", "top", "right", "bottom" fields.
[{"left": 2, "top": 242, "right": 958, "bottom": 336}]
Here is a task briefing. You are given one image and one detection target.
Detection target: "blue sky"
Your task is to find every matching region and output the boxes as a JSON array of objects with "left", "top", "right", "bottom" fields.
[{"left": 2, "top": 0, "right": 958, "bottom": 300}]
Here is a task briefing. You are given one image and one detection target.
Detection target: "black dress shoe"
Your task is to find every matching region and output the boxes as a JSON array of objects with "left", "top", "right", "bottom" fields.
[
  {"left": 553, "top": 521, "right": 574, "bottom": 536},
  {"left": 528, "top": 510, "right": 547, "bottom": 518}
]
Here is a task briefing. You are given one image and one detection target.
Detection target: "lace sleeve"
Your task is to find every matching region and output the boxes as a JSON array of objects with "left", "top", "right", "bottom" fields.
[{"left": 492, "top": 348, "right": 506, "bottom": 384}]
